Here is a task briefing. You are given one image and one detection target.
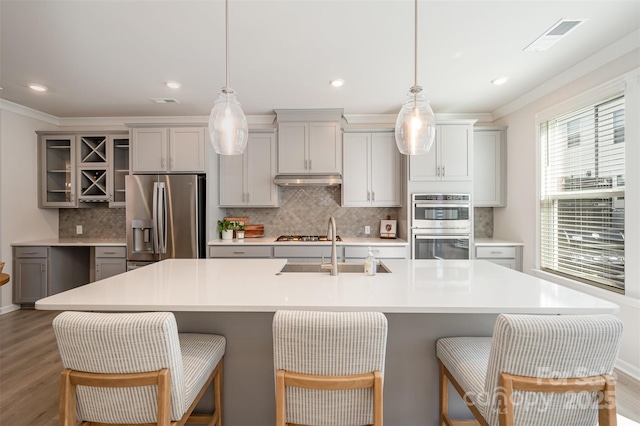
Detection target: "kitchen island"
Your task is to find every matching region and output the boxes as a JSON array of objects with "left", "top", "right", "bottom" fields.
[{"left": 36, "top": 259, "right": 618, "bottom": 425}]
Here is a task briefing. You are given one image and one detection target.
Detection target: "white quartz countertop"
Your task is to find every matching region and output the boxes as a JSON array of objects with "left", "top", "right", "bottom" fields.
[
  {"left": 207, "top": 237, "right": 409, "bottom": 246},
  {"left": 474, "top": 238, "right": 525, "bottom": 246},
  {"left": 12, "top": 238, "right": 126, "bottom": 247},
  {"left": 36, "top": 259, "right": 617, "bottom": 314}
]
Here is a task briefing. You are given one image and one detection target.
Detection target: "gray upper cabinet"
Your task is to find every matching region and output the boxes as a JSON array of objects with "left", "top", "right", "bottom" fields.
[
  {"left": 39, "top": 134, "right": 78, "bottom": 207},
  {"left": 131, "top": 127, "right": 206, "bottom": 173},
  {"left": 342, "top": 131, "right": 401, "bottom": 207},
  {"left": 38, "top": 131, "right": 129, "bottom": 208},
  {"left": 219, "top": 130, "right": 278, "bottom": 207},
  {"left": 275, "top": 109, "right": 343, "bottom": 175},
  {"left": 473, "top": 127, "right": 507, "bottom": 207},
  {"left": 409, "top": 124, "right": 472, "bottom": 181}
]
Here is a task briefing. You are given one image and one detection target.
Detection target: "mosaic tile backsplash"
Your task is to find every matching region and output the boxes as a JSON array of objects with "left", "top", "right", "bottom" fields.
[
  {"left": 226, "top": 187, "right": 401, "bottom": 237},
  {"left": 58, "top": 189, "right": 494, "bottom": 240},
  {"left": 59, "top": 205, "right": 125, "bottom": 238},
  {"left": 474, "top": 207, "right": 493, "bottom": 238}
]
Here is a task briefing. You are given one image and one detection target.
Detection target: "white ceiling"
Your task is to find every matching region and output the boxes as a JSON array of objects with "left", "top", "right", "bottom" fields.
[{"left": 1, "top": 1, "right": 639, "bottom": 120}]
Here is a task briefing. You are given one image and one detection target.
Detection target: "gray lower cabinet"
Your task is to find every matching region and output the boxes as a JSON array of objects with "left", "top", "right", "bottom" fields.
[
  {"left": 13, "top": 246, "right": 91, "bottom": 304},
  {"left": 475, "top": 245, "right": 522, "bottom": 271},
  {"left": 273, "top": 246, "right": 343, "bottom": 263},
  {"left": 208, "top": 246, "right": 273, "bottom": 258},
  {"left": 95, "top": 246, "right": 127, "bottom": 280},
  {"left": 13, "top": 247, "right": 48, "bottom": 303},
  {"left": 343, "top": 245, "right": 408, "bottom": 262}
]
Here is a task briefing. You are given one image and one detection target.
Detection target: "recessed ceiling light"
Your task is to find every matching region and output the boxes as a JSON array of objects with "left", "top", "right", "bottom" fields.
[
  {"left": 29, "top": 84, "right": 48, "bottom": 92},
  {"left": 165, "top": 81, "right": 182, "bottom": 89},
  {"left": 491, "top": 77, "right": 509, "bottom": 86},
  {"left": 330, "top": 79, "right": 345, "bottom": 87}
]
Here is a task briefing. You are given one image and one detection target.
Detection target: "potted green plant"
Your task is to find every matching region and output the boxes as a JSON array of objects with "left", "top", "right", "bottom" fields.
[
  {"left": 217, "top": 219, "right": 234, "bottom": 240},
  {"left": 235, "top": 223, "right": 245, "bottom": 239}
]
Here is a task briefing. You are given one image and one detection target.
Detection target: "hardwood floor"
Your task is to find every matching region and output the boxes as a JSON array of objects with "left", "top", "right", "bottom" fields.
[{"left": 1, "top": 309, "right": 639, "bottom": 425}]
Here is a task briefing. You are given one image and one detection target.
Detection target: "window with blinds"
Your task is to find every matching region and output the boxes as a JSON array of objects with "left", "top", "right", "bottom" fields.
[{"left": 540, "top": 94, "right": 625, "bottom": 292}]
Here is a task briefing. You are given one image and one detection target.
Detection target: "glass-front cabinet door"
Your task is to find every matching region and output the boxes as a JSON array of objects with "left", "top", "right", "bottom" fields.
[{"left": 40, "top": 135, "right": 78, "bottom": 207}]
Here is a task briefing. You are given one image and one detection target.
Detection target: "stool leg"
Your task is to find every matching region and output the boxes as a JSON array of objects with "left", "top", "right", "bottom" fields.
[{"left": 439, "top": 361, "right": 449, "bottom": 426}]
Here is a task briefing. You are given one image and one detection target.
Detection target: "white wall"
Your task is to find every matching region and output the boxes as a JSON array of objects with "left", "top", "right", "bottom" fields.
[
  {"left": 494, "top": 50, "right": 640, "bottom": 379},
  {"left": 0, "top": 107, "right": 59, "bottom": 313}
]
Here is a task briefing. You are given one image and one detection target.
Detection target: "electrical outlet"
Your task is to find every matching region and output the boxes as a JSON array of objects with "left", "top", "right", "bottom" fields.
[
  {"left": 76, "top": 225, "right": 83, "bottom": 235},
  {"left": 364, "top": 226, "right": 370, "bottom": 235}
]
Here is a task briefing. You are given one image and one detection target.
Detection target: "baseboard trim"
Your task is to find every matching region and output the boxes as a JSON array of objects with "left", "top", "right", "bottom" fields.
[
  {"left": 616, "top": 359, "right": 640, "bottom": 381},
  {"left": 0, "top": 304, "right": 21, "bottom": 315}
]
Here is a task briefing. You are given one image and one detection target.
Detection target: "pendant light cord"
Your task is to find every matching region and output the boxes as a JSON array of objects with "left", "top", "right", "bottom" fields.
[
  {"left": 225, "top": 0, "right": 230, "bottom": 89},
  {"left": 414, "top": 0, "right": 418, "bottom": 89}
]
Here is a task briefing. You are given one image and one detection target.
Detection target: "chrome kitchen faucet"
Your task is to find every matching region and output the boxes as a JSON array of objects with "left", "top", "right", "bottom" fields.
[{"left": 321, "top": 216, "right": 338, "bottom": 276}]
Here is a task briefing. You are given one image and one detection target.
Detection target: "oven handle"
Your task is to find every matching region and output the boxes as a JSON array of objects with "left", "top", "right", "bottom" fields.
[
  {"left": 414, "top": 203, "right": 470, "bottom": 208},
  {"left": 414, "top": 235, "right": 470, "bottom": 240}
]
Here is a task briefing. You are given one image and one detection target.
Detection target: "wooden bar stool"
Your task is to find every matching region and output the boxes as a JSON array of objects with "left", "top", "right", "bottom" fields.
[
  {"left": 437, "top": 314, "right": 623, "bottom": 426},
  {"left": 273, "top": 310, "right": 388, "bottom": 426},
  {"left": 53, "top": 311, "right": 225, "bottom": 426}
]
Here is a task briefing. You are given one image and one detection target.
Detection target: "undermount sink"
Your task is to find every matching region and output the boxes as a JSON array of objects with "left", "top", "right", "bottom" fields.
[{"left": 278, "top": 262, "right": 391, "bottom": 274}]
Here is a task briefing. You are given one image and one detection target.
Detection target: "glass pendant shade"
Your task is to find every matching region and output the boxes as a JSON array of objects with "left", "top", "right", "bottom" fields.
[
  {"left": 395, "top": 88, "right": 436, "bottom": 155},
  {"left": 208, "top": 88, "right": 248, "bottom": 155}
]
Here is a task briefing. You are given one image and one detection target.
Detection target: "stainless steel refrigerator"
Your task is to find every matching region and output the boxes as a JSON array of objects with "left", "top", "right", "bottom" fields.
[{"left": 126, "top": 174, "right": 206, "bottom": 270}]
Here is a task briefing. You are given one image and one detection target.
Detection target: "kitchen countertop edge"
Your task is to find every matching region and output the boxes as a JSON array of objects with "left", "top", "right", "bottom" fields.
[
  {"left": 12, "top": 238, "right": 126, "bottom": 247},
  {"left": 208, "top": 237, "right": 409, "bottom": 246}
]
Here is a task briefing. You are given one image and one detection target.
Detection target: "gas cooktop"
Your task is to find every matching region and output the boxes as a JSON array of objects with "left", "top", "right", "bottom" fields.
[{"left": 275, "top": 235, "right": 342, "bottom": 242}]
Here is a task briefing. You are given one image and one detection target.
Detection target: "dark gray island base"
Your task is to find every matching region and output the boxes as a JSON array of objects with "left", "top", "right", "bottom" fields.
[{"left": 176, "top": 312, "right": 496, "bottom": 426}]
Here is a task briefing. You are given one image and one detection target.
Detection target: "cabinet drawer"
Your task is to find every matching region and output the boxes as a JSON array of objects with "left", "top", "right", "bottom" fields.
[
  {"left": 95, "top": 246, "right": 127, "bottom": 258},
  {"left": 14, "top": 247, "right": 48, "bottom": 258},
  {"left": 209, "top": 246, "right": 272, "bottom": 258},
  {"left": 273, "top": 246, "right": 337, "bottom": 259},
  {"left": 476, "top": 246, "right": 516, "bottom": 259},
  {"left": 344, "top": 246, "right": 407, "bottom": 259}
]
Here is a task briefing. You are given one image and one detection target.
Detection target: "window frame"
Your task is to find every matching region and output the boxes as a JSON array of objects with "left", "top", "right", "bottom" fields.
[{"left": 537, "top": 93, "right": 625, "bottom": 294}]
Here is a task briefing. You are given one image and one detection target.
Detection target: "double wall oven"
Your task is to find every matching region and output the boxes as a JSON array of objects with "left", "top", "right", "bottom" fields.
[{"left": 411, "top": 194, "right": 471, "bottom": 259}]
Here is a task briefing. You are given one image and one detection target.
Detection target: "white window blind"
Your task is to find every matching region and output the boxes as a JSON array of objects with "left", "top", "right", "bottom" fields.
[{"left": 540, "top": 94, "right": 625, "bottom": 292}]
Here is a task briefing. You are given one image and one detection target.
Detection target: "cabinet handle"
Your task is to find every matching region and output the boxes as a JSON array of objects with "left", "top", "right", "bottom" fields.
[
  {"left": 436, "top": 167, "right": 440, "bottom": 177},
  {"left": 309, "top": 159, "right": 312, "bottom": 170},
  {"left": 246, "top": 193, "right": 249, "bottom": 203},
  {"left": 23, "top": 251, "right": 37, "bottom": 255},
  {"left": 161, "top": 158, "right": 166, "bottom": 169},
  {"left": 367, "top": 192, "right": 370, "bottom": 201},
  {"left": 171, "top": 157, "right": 175, "bottom": 169},
  {"left": 70, "top": 193, "right": 75, "bottom": 203},
  {"left": 442, "top": 166, "right": 445, "bottom": 176},
  {"left": 304, "top": 160, "right": 308, "bottom": 170},
  {"left": 372, "top": 191, "right": 375, "bottom": 201},
  {"left": 490, "top": 251, "right": 503, "bottom": 255},
  {"left": 233, "top": 251, "right": 246, "bottom": 254},
  {"left": 103, "top": 251, "right": 116, "bottom": 255},
  {"left": 41, "top": 264, "right": 45, "bottom": 273}
]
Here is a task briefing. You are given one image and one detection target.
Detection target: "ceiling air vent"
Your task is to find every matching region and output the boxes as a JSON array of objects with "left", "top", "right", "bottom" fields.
[
  {"left": 150, "top": 98, "right": 180, "bottom": 104},
  {"left": 524, "top": 18, "right": 586, "bottom": 51}
]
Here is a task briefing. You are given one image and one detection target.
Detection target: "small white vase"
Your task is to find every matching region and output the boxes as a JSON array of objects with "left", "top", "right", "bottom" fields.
[
  {"left": 221, "top": 230, "right": 233, "bottom": 240},
  {"left": 236, "top": 231, "right": 245, "bottom": 239}
]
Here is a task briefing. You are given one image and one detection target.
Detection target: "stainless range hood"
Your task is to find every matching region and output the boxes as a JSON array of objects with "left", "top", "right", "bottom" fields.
[{"left": 274, "top": 174, "right": 342, "bottom": 187}]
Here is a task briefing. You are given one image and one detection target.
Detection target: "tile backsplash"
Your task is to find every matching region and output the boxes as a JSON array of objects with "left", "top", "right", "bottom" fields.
[
  {"left": 228, "top": 188, "right": 495, "bottom": 238},
  {"left": 58, "top": 189, "right": 494, "bottom": 240},
  {"left": 226, "top": 187, "right": 400, "bottom": 237},
  {"left": 474, "top": 207, "right": 493, "bottom": 238},
  {"left": 59, "top": 204, "right": 125, "bottom": 238}
]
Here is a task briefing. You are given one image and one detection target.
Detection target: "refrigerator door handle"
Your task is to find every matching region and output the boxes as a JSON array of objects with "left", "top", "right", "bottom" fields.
[
  {"left": 158, "top": 182, "right": 168, "bottom": 254},
  {"left": 152, "top": 182, "right": 160, "bottom": 254}
]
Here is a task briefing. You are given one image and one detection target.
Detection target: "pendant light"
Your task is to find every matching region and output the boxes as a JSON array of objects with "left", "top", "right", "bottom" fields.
[
  {"left": 208, "top": 0, "right": 248, "bottom": 155},
  {"left": 394, "top": 0, "right": 436, "bottom": 155}
]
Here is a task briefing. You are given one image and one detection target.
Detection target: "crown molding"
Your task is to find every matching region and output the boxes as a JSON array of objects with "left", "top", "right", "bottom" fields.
[
  {"left": 492, "top": 29, "right": 640, "bottom": 121},
  {"left": 0, "top": 99, "right": 59, "bottom": 125}
]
